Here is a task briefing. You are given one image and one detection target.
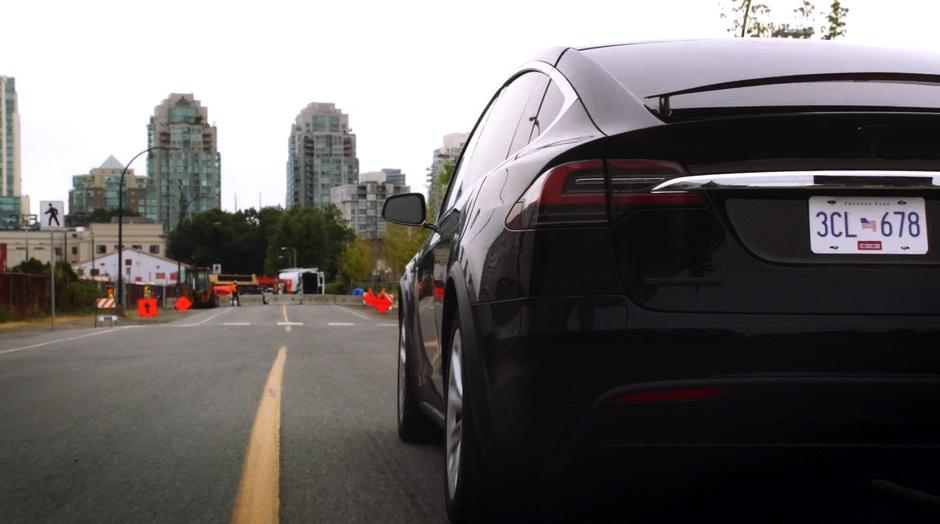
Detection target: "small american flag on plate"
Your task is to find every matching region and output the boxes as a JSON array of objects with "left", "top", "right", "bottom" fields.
[{"left": 860, "top": 217, "right": 877, "bottom": 232}]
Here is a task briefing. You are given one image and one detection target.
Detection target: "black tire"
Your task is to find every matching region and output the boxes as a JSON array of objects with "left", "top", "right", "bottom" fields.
[
  {"left": 444, "top": 319, "right": 497, "bottom": 523},
  {"left": 397, "top": 311, "right": 437, "bottom": 443}
]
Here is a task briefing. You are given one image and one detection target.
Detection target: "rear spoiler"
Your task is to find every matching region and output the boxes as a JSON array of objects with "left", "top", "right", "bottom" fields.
[
  {"left": 653, "top": 170, "right": 940, "bottom": 192},
  {"left": 647, "top": 72, "right": 940, "bottom": 119}
]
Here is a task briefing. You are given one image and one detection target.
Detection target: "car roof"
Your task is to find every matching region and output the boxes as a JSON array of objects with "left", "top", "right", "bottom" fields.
[{"left": 577, "top": 39, "right": 940, "bottom": 100}]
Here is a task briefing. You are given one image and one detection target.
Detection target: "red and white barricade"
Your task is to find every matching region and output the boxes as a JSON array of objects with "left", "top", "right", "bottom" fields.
[{"left": 95, "top": 297, "right": 117, "bottom": 327}]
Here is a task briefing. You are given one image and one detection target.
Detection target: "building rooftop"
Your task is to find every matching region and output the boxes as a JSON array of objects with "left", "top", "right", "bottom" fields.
[{"left": 100, "top": 155, "right": 123, "bottom": 170}]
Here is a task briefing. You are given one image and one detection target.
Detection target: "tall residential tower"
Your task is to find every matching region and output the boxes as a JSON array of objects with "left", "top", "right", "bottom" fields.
[
  {"left": 147, "top": 93, "right": 221, "bottom": 231},
  {"left": 286, "top": 102, "right": 358, "bottom": 208},
  {"left": 0, "top": 76, "right": 26, "bottom": 229}
]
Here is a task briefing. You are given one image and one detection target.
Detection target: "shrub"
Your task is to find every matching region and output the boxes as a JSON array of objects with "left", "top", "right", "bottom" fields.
[
  {"left": 61, "top": 280, "right": 100, "bottom": 313},
  {"left": 325, "top": 281, "right": 348, "bottom": 295}
]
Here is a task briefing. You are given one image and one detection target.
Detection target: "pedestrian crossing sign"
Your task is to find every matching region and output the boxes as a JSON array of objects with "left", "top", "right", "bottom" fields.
[{"left": 40, "top": 201, "right": 65, "bottom": 231}]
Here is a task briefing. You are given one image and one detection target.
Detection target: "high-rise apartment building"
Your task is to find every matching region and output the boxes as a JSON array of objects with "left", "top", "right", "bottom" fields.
[
  {"left": 428, "top": 132, "right": 468, "bottom": 191},
  {"left": 0, "top": 76, "right": 27, "bottom": 230},
  {"left": 147, "top": 93, "right": 221, "bottom": 232},
  {"left": 426, "top": 132, "right": 468, "bottom": 217},
  {"left": 69, "top": 155, "right": 156, "bottom": 221},
  {"left": 331, "top": 170, "right": 409, "bottom": 239},
  {"left": 286, "top": 103, "right": 358, "bottom": 209},
  {"left": 381, "top": 168, "right": 406, "bottom": 187}
]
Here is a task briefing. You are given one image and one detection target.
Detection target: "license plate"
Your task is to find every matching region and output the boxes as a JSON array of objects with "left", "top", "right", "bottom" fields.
[{"left": 808, "top": 196, "right": 928, "bottom": 255}]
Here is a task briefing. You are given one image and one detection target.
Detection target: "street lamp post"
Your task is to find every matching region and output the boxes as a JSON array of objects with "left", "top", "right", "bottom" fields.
[
  {"left": 169, "top": 183, "right": 214, "bottom": 298},
  {"left": 117, "top": 146, "right": 172, "bottom": 311}
]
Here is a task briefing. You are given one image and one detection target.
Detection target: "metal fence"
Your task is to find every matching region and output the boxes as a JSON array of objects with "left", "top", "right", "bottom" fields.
[
  {"left": 124, "top": 283, "right": 180, "bottom": 308},
  {"left": 0, "top": 272, "right": 51, "bottom": 320}
]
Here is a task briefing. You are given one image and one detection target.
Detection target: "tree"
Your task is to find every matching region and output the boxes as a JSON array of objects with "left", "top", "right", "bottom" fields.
[
  {"left": 9, "top": 257, "right": 48, "bottom": 275},
  {"left": 724, "top": 0, "right": 777, "bottom": 38},
  {"left": 336, "top": 236, "right": 373, "bottom": 285},
  {"left": 382, "top": 223, "right": 428, "bottom": 278},
  {"left": 721, "top": 0, "right": 848, "bottom": 39},
  {"left": 775, "top": 0, "right": 816, "bottom": 38},
  {"left": 167, "top": 207, "right": 284, "bottom": 275},
  {"left": 821, "top": 0, "right": 848, "bottom": 40},
  {"left": 262, "top": 205, "right": 354, "bottom": 278}
]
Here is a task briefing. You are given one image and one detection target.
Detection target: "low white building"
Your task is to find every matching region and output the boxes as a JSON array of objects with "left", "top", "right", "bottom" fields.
[{"left": 74, "top": 250, "right": 184, "bottom": 286}]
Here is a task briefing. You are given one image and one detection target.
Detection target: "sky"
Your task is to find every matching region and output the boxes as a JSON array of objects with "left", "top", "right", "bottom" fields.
[{"left": 3, "top": 0, "right": 940, "bottom": 216}]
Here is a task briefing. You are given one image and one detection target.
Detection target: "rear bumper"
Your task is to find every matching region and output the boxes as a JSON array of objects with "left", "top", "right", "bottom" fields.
[
  {"left": 469, "top": 297, "right": 940, "bottom": 477},
  {"left": 588, "top": 376, "right": 940, "bottom": 447}
]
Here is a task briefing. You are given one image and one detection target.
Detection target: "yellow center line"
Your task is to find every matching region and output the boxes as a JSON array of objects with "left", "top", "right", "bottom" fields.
[
  {"left": 231, "top": 346, "right": 287, "bottom": 524},
  {"left": 281, "top": 305, "right": 291, "bottom": 333}
]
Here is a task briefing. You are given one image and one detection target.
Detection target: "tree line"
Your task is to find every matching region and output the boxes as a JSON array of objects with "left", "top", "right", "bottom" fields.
[
  {"left": 166, "top": 205, "right": 352, "bottom": 278},
  {"left": 723, "top": 0, "right": 849, "bottom": 39},
  {"left": 166, "top": 204, "right": 431, "bottom": 288}
]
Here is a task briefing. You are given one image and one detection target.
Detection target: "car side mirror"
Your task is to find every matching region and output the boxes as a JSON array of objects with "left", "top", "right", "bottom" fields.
[{"left": 382, "top": 193, "right": 435, "bottom": 230}]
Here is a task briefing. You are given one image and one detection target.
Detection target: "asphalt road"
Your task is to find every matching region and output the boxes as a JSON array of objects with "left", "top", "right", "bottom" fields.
[
  {"left": 3, "top": 304, "right": 940, "bottom": 523},
  {"left": 0, "top": 304, "right": 446, "bottom": 523}
]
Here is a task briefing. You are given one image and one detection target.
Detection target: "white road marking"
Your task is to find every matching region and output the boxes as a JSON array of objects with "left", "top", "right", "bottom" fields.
[
  {"left": 0, "top": 327, "right": 134, "bottom": 356},
  {"left": 179, "top": 308, "right": 233, "bottom": 327},
  {"left": 277, "top": 322, "right": 303, "bottom": 326},
  {"left": 333, "top": 305, "right": 372, "bottom": 321},
  {"left": 224, "top": 322, "right": 251, "bottom": 326},
  {"left": 327, "top": 322, "right": 355, "bottom": 326},
  {"left": 281, "top": 305, "right": 292, "bottom": 332}
]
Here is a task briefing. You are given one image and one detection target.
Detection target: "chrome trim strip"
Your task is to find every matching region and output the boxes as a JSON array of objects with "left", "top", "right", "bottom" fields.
[
  {"left": 513, "top": 61, "right": 579, "bottom": 153},
  {"left": 517, "top": 60, "right": 578, "bottom": 103},
  {"left": 652, "top": 170, "right": 940, "bottom": 192},
  {"left": 573, "top": 177, "right": 604, "bottom": 185}
]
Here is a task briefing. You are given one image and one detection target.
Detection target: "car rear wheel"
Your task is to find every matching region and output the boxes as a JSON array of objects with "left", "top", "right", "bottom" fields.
[
  {"left": 397, "top": 314, "right": 436, "bottom": 443},
  {"left": 444, "top": 322, "right": 496, "bottom": 523}
]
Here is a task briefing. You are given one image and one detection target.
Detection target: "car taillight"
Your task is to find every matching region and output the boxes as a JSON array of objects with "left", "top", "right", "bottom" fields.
[{"left": 505, "top": 160, "right": 704, "bottom": 230}]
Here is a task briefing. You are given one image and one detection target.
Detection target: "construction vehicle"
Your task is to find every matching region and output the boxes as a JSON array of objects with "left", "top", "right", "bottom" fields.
[
  {"left": 209, "top": 273, "right": 261, "bottom": 295},
  {"left": 180, "top": 265, "right": 219, "bottom": 308}
]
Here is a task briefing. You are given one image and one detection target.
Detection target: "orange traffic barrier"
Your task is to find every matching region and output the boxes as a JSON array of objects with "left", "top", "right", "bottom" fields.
[
  {"left": 138, "top": 298, "right": 159, "bottom": 318},
  {"left": 175, "top": 296, "right": 193, "bottom": 313},
  {"left": 362, "top": 290, "right": 376, "bottom": 307},
  {"left": 375, "top": 290, "right": 393, "bottom": 315}
]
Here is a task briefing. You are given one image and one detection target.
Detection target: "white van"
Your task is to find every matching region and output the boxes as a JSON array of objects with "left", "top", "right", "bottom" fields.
[{"left": 278, "top": 268, "right": 325, "bottom": 294}]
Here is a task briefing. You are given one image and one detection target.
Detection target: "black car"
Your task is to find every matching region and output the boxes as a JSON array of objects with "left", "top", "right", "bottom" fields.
[{"left": 383, "top": 39, "right": 940, "bottom": 521}]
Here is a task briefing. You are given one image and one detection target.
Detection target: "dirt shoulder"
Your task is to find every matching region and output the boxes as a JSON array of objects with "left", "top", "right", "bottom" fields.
[{"left": 0, "top": 310, "right": 178, "bottom": 336}]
